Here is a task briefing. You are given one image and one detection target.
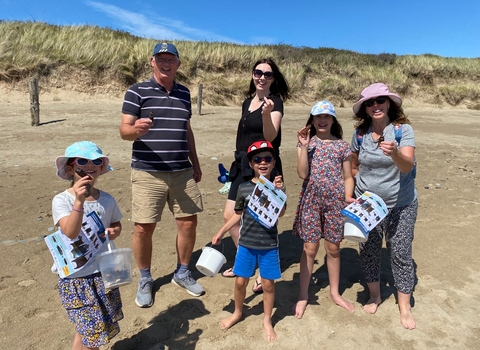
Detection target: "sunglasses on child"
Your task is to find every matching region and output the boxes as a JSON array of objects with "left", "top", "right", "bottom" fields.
[
  {"left": 253, "top": 69, "right": 274, "bottom": 80},
  {"left": 252, "top": 156, "right": 273, "bottom": 164},
  {"left": 74, "top": 158, "right": 103, "bottom": 166},
  {"left": 364, "top": 96, "right": 387, "bottom": 107}
]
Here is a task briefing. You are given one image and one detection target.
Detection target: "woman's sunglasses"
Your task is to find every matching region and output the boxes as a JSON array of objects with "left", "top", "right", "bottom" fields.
[
  {"left": 252, "top": 156, "right": 273, "bottom": 164},
  {"left": 74, "top": 158, "right": 103, "bottom": 166},
  {"left": 364, "top": 96, "right": 387, "bottom": 107},
  {"left": 253, "top": 69, "right": 274, "bottom": 80}
]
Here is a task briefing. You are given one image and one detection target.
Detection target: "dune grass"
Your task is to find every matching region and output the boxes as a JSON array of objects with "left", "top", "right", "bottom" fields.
[{"left": 1, "top": 20, "right": 479, "bottom": 108}]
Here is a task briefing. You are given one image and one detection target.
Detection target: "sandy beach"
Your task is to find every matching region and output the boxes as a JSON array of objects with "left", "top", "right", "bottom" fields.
[{"left": 1, "top": 89, "right": 479, "bottom": 350}]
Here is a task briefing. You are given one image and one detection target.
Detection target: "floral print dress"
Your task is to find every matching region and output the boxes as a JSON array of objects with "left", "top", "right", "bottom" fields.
[{"left": 292, "top": 136, "right": 351, "bottom": 243}]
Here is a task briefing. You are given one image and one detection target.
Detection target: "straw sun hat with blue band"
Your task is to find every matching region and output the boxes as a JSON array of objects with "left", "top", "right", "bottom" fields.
[{"left": 55, "top": 141, "right": 113, "bottom": 180}]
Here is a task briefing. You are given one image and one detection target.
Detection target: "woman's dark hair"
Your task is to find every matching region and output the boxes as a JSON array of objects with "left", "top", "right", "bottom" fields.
[
  {"left": 246, "top": 58, "right": 291, "bottom": 101},
  {"left": 353, "top": 97, "right": 411, "bottom": 134},
  {"left": 305, "top": 114, "right": 343, "bottom": 139}
]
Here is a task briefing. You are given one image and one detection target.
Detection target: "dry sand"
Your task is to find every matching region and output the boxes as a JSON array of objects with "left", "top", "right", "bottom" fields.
[{"left": 0, "top": 88, "right": 479, "bottom": 350}]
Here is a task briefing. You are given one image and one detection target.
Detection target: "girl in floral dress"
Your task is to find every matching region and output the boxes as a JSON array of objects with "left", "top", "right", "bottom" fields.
[{"left": 291, "top": 101, "right": 356, "bottom": 318}]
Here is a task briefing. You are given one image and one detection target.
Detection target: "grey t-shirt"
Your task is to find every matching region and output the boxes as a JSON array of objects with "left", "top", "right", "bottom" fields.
[
  {"left": 235, "top": 181, "right": 280, "bottom": 250},
  {"left": 351, "top": 123, "right": 417, "bottom": 208}
]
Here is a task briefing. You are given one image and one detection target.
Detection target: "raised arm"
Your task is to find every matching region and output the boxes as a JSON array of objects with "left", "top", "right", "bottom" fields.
[{"left": 119, "top": 113, "right": 152, "bottom": 141}]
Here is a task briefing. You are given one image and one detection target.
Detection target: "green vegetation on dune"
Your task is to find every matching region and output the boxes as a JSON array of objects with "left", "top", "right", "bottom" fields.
[{"left": 1, "top": 20, "right": 479, "bottom": 108}]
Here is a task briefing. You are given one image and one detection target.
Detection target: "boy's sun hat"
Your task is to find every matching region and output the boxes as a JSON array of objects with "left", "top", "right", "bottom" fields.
[
  {"left": 153, "top": 42, "right": 179, "bottom": 58},
  {"left": 247, "top": 140, "right": 275, "bottom": 160},
  {"left": 353, "top": 83, "right": 402, "bottom": 115},
  {"left": 310, "top": 100, "right": 336, "bottom": 118},
  {"left": 55, "top": 141, "right": 113, "bottom": 180}
]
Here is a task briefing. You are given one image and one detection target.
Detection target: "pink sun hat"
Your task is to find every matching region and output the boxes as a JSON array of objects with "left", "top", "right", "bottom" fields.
[{"left": 353, "top": 83, "right": 402, "bottom": 115}]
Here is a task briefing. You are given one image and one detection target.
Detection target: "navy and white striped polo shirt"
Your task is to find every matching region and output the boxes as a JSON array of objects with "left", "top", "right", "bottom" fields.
[{"left": 122, "top": 78, "right": 192, "bottom": 172}]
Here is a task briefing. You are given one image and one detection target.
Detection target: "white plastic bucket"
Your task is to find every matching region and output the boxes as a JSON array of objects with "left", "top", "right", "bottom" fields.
[
  {"left": 98, "top": 247, "right": 133, "bottom": 290},
  {"left": 196, "top": 245, "right": 226, "bottom": 277},
  {"left": 343, "top": 217, "right": 368, "bottom": 243}
]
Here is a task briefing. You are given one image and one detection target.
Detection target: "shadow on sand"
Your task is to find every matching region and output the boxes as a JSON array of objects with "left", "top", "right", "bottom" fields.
[{"left": 112, "top": 299, "right": 209, "bottom": 350}]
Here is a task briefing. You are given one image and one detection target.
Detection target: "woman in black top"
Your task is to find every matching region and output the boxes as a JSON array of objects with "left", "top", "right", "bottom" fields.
[{"left": 222, "top": 58, "right": 290, "bottom": 284}]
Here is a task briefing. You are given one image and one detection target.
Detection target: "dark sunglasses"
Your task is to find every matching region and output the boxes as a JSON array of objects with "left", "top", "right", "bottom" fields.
[
  {"left": 253, "top": 69, "right": 274, "bottom": 80},
  {"left": 252, "top": 156, "right": 273, "bottom": 164},
  {"left": 75, "top": 158, "right": 103, "bottom": 166},
  {"left": 364, "top": 96, "right": 387, "bottom": 107}
]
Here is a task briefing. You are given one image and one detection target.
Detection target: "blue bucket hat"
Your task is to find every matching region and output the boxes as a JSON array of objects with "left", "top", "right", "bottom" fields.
[
  {"left": 152, "top": 42, "right": 179, "bottom": 58},
  {"left": 310, "top": 100, "right": 336, "bottom": 118},
  {"left": 55, "top": 141, "right": 113, "bottom": 180}
]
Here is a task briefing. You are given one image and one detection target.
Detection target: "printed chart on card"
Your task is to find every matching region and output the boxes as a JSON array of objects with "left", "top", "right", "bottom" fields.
[
  {"left": 247, "top": 175, "right": 287, "bottom": 228},
  {"left": 44, "top": 211, "right": 106, "bottom": 278},
  {"left": 341, "top": 191, "right": 388, "bottom": 233}
]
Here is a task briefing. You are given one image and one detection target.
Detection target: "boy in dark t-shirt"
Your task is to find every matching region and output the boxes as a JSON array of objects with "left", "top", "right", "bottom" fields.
[{"left": 212, "top": 140, "right": 286, "bottom": 342}]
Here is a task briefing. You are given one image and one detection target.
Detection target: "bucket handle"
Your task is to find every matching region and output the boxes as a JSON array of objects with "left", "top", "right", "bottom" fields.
[
  {"left": 206, "top": 241, "right": 224, "bottom": 254},
  {"left": 104, "top": 230, "right": 116, "bottom": 251}
]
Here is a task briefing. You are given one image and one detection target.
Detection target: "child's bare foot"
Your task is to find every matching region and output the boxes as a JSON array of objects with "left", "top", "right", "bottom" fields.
[
  {"left": 291, "top": 300, "right": 308, "bottom": 319},
  {"left": 363, "top": 296, "right": 382, "bottom": 314},
  {"left": 263, "top": 320, "right": 277, "bottom": 342},
  {"left": 219, "top": 312, "right": 242, "bottom": 330},
  {"left": 331, "top": 294, "right": 355, "bottom": 313},
  {"left": 399, "top": 305, "right": 416, "bottom": 330}
]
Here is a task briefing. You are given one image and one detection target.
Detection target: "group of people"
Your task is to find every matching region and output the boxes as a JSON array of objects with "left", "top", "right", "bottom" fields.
[{"left": 50, "top": 42, "right": 418, "bottom": 349}]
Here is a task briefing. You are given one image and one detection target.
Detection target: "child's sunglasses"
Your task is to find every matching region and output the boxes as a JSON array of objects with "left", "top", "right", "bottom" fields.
[
  {"left": 252, "top": 156, "right": 273, "bottom": 164},
  {"left": 364, "top": 96, "right": 387, "bottom": 107},
  {"left": 253, "top": 69, "right": 274, "bottom": 80},
  {"left": 74, "top": 158, "right": 104, "bottom": 166}
]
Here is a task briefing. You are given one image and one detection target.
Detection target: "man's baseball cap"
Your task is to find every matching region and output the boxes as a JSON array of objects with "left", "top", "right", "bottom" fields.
[{"left": 153, "top": 43, "right": 179, "bottom": 58}]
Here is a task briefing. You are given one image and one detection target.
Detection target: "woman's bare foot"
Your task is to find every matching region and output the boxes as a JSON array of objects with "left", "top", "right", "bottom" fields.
[
  {"left": 291, "top": 300, "right": 308, "bottom": 319},
  {"left": 399, "top": 304, "right": 416, "bottom": 330},
  {"left": 219, "top": 312, "right": 242, "bottom": 330},
  {"left": 263, "top": 319, "right": 278, "bottom": 342},
  {"left": 363, "top": 296, "right": 382, "bottom": 314},
  {"left": 331, "top": 294, "right": 355, "bottom": 312}
]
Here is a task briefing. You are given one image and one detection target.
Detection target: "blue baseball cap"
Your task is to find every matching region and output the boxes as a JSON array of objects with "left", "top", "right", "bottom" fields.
[
  {"left": 310, "top": 100, "right": 336, "bottom": 118},
  {"left": 55, "top": 141, "right": 113, "bottom": 180},
  {"left": 152, "top": 43, "right": 179, "bottom": 58}
]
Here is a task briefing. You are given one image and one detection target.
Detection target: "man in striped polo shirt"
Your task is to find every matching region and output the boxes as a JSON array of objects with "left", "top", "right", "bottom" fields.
[{"left": 120, "top": 43, "right": 204, "bottom": 307}]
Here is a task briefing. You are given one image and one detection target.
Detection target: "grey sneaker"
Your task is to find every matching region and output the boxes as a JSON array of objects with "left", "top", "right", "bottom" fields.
[
  {"left": 171, "top": 271, "right": 204, "bottom": 297},
  {"left": 135, "top": 277, "right": 153, "bottom": 308}
]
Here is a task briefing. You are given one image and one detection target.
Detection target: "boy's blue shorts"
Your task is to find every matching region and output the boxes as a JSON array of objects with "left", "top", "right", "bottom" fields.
[{"left": 233, "top": 245, "right": 281, "bottom": 280}]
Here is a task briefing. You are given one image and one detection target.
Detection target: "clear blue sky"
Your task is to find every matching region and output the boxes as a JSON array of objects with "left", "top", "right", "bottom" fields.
[{"left": 2, "top": 0, "right": 479, "bottom": 58}]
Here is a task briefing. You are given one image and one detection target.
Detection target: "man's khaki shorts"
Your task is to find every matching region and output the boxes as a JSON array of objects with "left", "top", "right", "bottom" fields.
[{"left": 131, "top": 168, "right": 203, "bottom": 223}]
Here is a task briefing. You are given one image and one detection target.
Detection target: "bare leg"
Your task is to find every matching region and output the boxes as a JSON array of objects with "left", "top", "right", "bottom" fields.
[
  {"left": 324, "top": 240, "right": 354, "bottom": 312},
  {"left": 398, "top": 291, "right": 416, "bottom": 329},
  {"left": 72, "top": 332, "right": 98, "bottom": 350},
  {"left": 220, "top": 277, "right": 248, "bottom": 330},
  {"left": 363, "top": 281, "right": 382, "bottom": 314},
  {"left": 175, "top": 215, "right": 197, "bottom": 265},
  {"left": 261, "top": 278, "right": 277, "bottom": 342},
  {"left": 132, "top": 223, "right": 156, "bottom": 270},
  {"left": 292, "top": 242, "right": 319, "bottom": 319}
]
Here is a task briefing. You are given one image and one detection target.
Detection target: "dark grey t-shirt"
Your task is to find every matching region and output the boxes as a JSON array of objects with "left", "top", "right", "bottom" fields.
[
  {"left": 351, "top": 123, "right": 417, "bottom": 208},
  {"left": 235, "top": 181, "right": 279, "bottom": 250}
]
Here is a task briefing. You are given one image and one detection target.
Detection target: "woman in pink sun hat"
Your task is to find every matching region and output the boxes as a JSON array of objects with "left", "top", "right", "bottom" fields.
[{"left": 350, "top": 83, "right": 418, "bottom": 330}]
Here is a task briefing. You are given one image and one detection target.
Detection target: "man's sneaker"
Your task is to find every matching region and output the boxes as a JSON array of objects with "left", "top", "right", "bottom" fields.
[
  {"left": 135, "top": 277, "right": 153, "bottom": 308},
  {"left": 171, "top": 271, "right": 205, "bottom": 297}
]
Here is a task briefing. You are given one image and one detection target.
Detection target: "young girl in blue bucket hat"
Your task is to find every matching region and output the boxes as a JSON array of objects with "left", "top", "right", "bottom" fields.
[
  {"left": 51, "top": 141, "right": 124, "bottom": 349},
  {"left": 292, "top": 101, "right": 356, "bottom": 318}
]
